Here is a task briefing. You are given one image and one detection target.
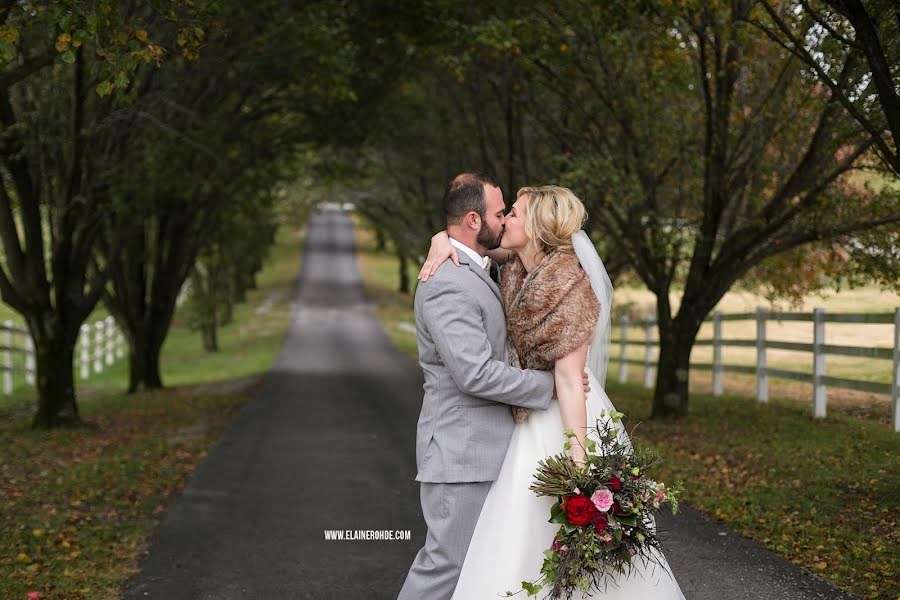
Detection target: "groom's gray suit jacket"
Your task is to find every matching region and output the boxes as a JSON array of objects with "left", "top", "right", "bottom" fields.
[{"left": 413, "top": 251, "right": 554, "bottom": 483}]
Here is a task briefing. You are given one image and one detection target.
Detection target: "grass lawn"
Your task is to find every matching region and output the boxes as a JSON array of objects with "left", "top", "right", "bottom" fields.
[
  {"left": 0, "top": 222, "right": 303, "bottom": 600},
  {"left": 354, "top": 218, "right": 900, "bottom": 600},
  {"left": 606, "top": 382, "right": 899, "bottom": 600}
]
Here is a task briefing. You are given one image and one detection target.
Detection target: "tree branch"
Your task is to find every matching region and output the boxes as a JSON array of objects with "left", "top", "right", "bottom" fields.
[{"left": 0, "top": 49, "right": 55, "bottom": 90}]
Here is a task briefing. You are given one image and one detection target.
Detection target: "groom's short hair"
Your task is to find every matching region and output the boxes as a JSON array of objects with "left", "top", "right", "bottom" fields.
[{"left": 443, "top": 172, "right": 500, "bottom": 226}]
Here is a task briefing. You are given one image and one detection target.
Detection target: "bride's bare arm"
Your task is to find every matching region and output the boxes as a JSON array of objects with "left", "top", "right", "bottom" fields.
[
  {"left": 554, "top": 341, "right": 591, "bottom": 466},
  {"left": 418, "top": 231, "right": 458, "bottom": 282},
  {"left": 418, "top": 231, "right": 516, "bottom": 282}
]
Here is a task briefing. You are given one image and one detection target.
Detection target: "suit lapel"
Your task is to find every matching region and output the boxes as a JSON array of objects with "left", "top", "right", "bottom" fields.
[{"left": 460, "top": 256, "right": 501, "bottom": 303}]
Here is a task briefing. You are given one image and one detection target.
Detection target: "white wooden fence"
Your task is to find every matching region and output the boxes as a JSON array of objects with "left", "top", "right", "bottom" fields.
[
  {"left": 0, "top": 316, "right": 126, "bottom": 393},
  {"left": 612, "top": 308, "right": 900, "bottom": 432}
]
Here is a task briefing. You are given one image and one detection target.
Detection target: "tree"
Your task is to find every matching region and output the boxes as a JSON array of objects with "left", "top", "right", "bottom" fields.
[
  {"left": 185, "top": 188, "right": 279, "bottom": 353},
  {"left": 751, "top": 0, "right": 900, "bottom": 175},
  {"left": 99, "top": 0, "right": 364, "bottom": 391},
  {"left": 496, "top": 1, "right": 899, "bottom": 417},
  {"left": 362, "top": 1, "right": 898, "bottom": 418},
  {"left": 0, "top": 1, "right": 214, "bottom": 427}
]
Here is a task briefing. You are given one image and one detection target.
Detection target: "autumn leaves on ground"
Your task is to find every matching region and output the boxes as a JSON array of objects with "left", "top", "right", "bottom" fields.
[
  {"left": 355, "top": 222, "right": 900, "bottom": 600},
  {"left": 0, "top": 227, "right": 303, "bottom": 600}
]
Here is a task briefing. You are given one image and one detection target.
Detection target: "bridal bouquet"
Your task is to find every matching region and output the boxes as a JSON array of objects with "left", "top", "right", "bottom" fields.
[{"left": 512, "top": 410, "right": 683, "bottom": 600}]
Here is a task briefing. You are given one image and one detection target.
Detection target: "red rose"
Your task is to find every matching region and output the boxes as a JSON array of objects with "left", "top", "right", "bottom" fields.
[
  {"left": 592, "top": 512, "right": 609, "bottom": 534},
  {"left": 611, "top": 501, "right": 622, "bottom": 514},
  {"left": 608, "top": 476, "right": 622, "bottom": 491},
  {"left": 564, "top": 494, "right": 597, "bottom": 526}
]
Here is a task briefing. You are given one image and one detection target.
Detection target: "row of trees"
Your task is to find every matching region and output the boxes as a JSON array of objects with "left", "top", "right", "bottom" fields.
[
  {"left": 1, "top": 0, "right": 895, "bottom": 427},
  {"left": 353, "top": 0, "right": 899, "bottom": 418},
  {"left": 0, "top": 0, "right": 411, "bottom": 428}
]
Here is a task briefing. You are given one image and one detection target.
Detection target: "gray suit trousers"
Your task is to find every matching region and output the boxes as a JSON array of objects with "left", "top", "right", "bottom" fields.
[{"left": 397, "top": 481, "right": 492, "bottom": 600}]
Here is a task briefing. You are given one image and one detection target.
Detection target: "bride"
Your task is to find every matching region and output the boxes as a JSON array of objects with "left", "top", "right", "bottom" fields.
[{"left": 418, "top": 185, "right": 685, "bottom": 599}]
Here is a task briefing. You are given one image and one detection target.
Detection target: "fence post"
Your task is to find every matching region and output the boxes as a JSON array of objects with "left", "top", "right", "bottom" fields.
[
  {"left": 756, "top": 307, "right": 768, "bottom": 403},
  {"left": 104, "top": 316, "right": 114, "bottom": 366},
  {"left": 643, "top": 318, "right": 654, "bottom": 388},
  {"left": 812, "top": 308, "right": 827, "bottom": 419},
  {"left": 892, "top": 307, "right": 899, "bottom": 433},
  {"left": 115, "top": 325, "right": 125, "bottom": 359},
  {"left": 618, "top": 315, "right": 629, "bottom": 384},
  {"left": 712, "top": 310, "right": 723, "bottom": 397},
  {"left": 93, "top": 320, "right": 104, "bottom": 374},
  {"left": 79, "top": 324, "right": 90, "bottom": 380},
  {"left": 25, "top": 334, "right": 34, "bottom": 385},
  {"left": 3, "top": 320, "right": 11, "bottom": 394}
]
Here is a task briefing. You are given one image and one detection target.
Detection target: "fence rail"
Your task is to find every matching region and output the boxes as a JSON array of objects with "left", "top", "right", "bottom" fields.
[
  {"left": 612, "top": 307, "right": 900, "bottom": 432},
  {"left": 0, "top": 316, "right": 126, "bottom": 395}
]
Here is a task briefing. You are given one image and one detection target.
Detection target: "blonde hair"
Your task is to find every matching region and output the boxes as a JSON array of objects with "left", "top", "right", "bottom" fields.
[{"left": 517, "top": 185, "right": 587, "bottom": 254}]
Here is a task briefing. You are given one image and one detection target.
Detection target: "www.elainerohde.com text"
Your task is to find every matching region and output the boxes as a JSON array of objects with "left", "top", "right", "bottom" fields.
[{"left": 324, "top": 529, "right": 412, "bottom": 541}]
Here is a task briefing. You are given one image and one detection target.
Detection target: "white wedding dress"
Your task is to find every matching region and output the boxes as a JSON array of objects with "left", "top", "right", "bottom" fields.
[
  {"left": 451, "top": 232, "right": 685, "bottom": 599},
  {"left": 450, "top": 370, "right": 685, "bottom": 599}
]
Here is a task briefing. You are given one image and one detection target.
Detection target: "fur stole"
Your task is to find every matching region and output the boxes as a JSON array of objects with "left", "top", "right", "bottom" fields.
[{"left": 500, "top": 250, "right": 600, "bottom": 422}]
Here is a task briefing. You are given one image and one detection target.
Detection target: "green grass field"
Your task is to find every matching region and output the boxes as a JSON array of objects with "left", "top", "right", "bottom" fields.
[
  {"left": 354, "top": 219, "right": 900, "bottom": 600},
  {"left": 0, "top": 222, "right": 303, "bottom": 600}
]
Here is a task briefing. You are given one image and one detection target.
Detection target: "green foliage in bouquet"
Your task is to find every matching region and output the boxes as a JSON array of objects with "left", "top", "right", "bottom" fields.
[{"left": 506, "top": 410, "right": 684, "bottom": 600}]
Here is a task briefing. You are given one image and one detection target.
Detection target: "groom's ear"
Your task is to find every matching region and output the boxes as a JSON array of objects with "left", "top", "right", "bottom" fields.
[{"left": 464, "top": 211, "right": 481, "bottom": 231}]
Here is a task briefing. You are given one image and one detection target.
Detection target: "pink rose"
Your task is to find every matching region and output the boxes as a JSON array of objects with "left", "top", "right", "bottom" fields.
[
  {"left": 28, "top": 593, "right": 41, "bottom": 600},
  {"left": 590, "top": 487, "right": 614, "bottom": 512}
]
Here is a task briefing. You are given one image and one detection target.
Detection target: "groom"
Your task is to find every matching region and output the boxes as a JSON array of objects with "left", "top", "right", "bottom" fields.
[{"left": 397, "top": 173, "right": 557, "bottom": 600}]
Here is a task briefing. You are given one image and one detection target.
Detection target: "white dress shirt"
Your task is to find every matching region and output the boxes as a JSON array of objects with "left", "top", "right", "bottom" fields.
[{"left": 449, "top": 237, "right": 490, "bottom": 270}]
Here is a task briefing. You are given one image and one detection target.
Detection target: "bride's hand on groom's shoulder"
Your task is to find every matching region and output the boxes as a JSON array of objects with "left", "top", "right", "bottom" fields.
[{"left": 418, "top": 231, "right": 458, "bottom": 282}]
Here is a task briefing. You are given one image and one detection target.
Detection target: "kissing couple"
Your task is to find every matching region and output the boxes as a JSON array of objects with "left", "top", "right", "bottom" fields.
[{"left": 397, "top": 173, "right": 685, "bottom": 599}]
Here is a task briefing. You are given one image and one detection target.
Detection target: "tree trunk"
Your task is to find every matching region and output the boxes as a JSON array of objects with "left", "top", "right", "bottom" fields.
[
  {"left": 31, "top": 329, "right": 79, "bottom": 429},
  {"left": 105, "top": 214, "right": 201, "bottom": 394},
  {"left": 220, "top": 295, "right": 234, "bottom": 325},
  {"left": 398, "top": 250, "right": 410, "bottom": 294},
  {"left": 651, "top": 315, "right": 703, "bottom": 419},
  {"left": 201, "top": 321, "right": 218, "bottom": 352},
  {"left": 232, "top": 268, "right": 247, "bottom": 303},
  {"left": 219, "top": 266, "right": 234, "bottom": 325},
  {"left": 127, "top": 330, "right": 164, "bottom": 393}
]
